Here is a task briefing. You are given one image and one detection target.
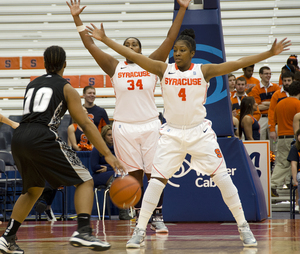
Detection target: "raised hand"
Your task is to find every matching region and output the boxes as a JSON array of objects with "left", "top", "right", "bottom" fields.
[
  {"left": 86, "top": 23, "right": 106, "bottom": 42},
  {"left": 177, "top": 0, "right": 191, "bottom": 8},
  {"left": 66, "top": 0, "right": 86, "bottom": 16},
  {"left": 270, "top": 38, "right": 291, "bottom": 56}
]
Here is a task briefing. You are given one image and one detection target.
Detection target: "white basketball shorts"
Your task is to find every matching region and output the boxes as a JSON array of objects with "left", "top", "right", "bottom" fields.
[
  {"left": 113, "top": 119, "right": 161, "bottom": 173},
  {"left": 151, "top": 119, "right": 228, "bottom": 179}
]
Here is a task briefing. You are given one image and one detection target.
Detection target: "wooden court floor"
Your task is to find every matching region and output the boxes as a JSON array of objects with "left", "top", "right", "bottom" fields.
[{"left": 0, "top": 217, "right": 299, "bottom": 254}]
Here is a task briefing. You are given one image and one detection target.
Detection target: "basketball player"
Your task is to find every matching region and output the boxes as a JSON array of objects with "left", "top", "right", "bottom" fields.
[
  {"left": 86, "top": 23, "right": 291, "bottom": 248},
  {"left": 67, "top": 0, "right": 191, "bottom": 232},
  {"left": 0, "top": 46, "right": 123, "bottom": 254}
]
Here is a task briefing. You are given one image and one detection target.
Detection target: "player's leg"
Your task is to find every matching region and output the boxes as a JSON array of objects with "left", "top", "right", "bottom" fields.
[
  {"left": 0, "top": 187, "right": 44, "bottom": 254},
  {"left": 141, "top": 119, "right": 168, "bottom": 233},
  {"left": 190, "top": 121, "right": 257, "bottom": 247},
  {"left": 127, "top": 126, "right": 185, "bottom": 248}
]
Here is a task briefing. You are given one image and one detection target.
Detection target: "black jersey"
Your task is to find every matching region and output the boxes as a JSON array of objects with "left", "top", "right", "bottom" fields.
[{"left": 21, "top": 73, "right": 68, "bottom": 132}]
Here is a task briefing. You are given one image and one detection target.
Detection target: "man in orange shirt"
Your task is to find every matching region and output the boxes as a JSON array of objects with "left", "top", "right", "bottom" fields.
[
  {"left": 249, "top": 66, "right": 280, "bottom": 150},
  {"left": 269, "top": 72, "right": 294, "bottom": 143},
  {"left": 238, "top": 64, "right": 260, "bottom": 93},
  {"left": 231, "top": 77, "right": 261, "bottom": 121},
  {"left": 271, "top": 81, "right": 300, "bottom": 197}
]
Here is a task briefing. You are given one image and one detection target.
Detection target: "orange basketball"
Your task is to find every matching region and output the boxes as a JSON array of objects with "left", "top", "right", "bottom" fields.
[{"left": 109, "top": 175, "right": 141, "bottom": 209}]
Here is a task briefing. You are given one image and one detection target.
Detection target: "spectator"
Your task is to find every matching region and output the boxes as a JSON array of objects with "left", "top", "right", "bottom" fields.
[
  {"left": 249, "top": 66, "right": 280, "bottom": 149},
  {"left": 239, "top": 97, "right": 260, "bottom": 140},
  {"left": 68, "top": 106, "right": 92, "bottom": 151},
  {"left": 228, "top": 73, "right": 236, "bottom": 97},
  {"left": 287, "top": 54, "right": 299, "bottom": 71},
  {"left": 268, "top": 71, "right": 294, "bottom": 143},
  {"left": 271, "top": 81, "right": 300, "bottom": 197},
  {"left": 286, "top": 128, "right": 300, "bottom": 212},
  {"left": 278, "top": 64, "right": 295, "bottom": 86},
  {"left": 82, "top": 85, "right": 110, "bottom": 133},
  {"left": 238, "top": 64, "right": 260, "bottom": 93},
  {"left": 231, "top": 77, "right": 261, "bottom": 121}
]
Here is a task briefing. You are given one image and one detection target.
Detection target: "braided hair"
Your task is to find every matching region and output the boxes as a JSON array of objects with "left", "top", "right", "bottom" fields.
[
  {"left": 175, "top": 29, "right": 196, "bottom": 52},
  {"left": 44, "top": 45, "right": 66, "bottom": 74}
]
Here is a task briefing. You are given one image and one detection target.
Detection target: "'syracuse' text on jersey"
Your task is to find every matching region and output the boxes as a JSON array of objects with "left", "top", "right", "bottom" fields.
[
  {"left": 162, "top": 63, "right": 209, "bottom": 128},
  {"left": 111, "top": 61, "right": 159, "bottom": 123},
  {"left": 21, "top": 73, "right": 68, "bottom": 132}
]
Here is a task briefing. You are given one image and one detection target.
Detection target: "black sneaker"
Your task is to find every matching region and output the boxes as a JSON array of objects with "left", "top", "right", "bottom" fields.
[
  {"left": 35, "top": 200, "right": 47, "bottom": 214},
  {"left": 69, "top": 225, "right": 110, "bottom": 251},
  {"left": 0, "top": 235, "right": 24, "bottom": 254},
  {"left": 271, "top": 188, "right": 279, "bottom": 197}
]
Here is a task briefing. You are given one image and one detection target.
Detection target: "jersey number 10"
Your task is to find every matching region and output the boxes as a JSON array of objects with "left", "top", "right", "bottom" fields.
[{"left": 23, "top": 87, "right": 53, "bottom": 114}]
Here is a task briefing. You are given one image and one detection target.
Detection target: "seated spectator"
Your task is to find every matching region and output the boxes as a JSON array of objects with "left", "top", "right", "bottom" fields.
[
  {"left": 239, "top": 97, "right": 260, "bottom": 140},
  {"left": 237, "top": 64, "right": 260, "bottom": 93},
  {"left": 0, "top": 114, "right": 19, "bottom": 129},
  {"left": 231, "top": 77, "right": 261, "bottom": 121},
  {"left": 278, "top": 64, "right": 296, "bottom": 86},
  {"left": 90, "top": 125, "right": 132, "bottom": 220},
  {"left": 287, "top": 128, "right": 300, "bottom": 213},
  {"left": 67, "top": 107, "right": 92, "bottom": 151},
  {"left": 228, "top": 73, "right": 236, "bottom": 97}
]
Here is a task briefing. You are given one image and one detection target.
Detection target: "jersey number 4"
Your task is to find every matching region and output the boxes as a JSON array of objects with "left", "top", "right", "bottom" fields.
[
  {"left": 23, "top": 87, "right": 53, "bottom": 114},
  {"left": 178, "top": 88, "right": 186, "bottom": 101},
  {"left": 127, "top": 79, "right": 143, "bottom": 90}
]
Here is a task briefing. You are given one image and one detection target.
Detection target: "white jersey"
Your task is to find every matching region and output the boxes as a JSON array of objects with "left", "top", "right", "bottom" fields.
[
  {"left": 161, "top": 63, "right": 209, "bottom": 128},
  {"left": 112, "top": 61, "right": 159, "bottom": 123}
]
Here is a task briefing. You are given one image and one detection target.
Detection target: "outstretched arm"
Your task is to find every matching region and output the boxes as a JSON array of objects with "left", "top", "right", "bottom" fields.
[
  {"left": 149, "top": 0, "right": 190, "bottom": 61},
  {"left": 202, "top": 38, "right": 291, "bottom": 82},
  {"left": 87, "top": 23, "right": 168, "bottom": 80},
  {"left": 67, "top": 0, "right": 118, "bottom": 77},
  {"left": 0, "top": 114, "right": 19, "bottom": 129}
]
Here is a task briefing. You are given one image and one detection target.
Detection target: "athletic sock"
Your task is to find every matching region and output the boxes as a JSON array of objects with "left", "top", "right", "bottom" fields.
[
  {"left": 3, "top": 218, "right": 21, "bottom": 238},
  {"left": 77, "top": 213, "right": 90, "bottom": 230}
]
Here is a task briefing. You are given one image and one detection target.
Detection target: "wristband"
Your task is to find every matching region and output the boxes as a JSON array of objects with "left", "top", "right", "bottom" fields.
[{"left": 76, "top": 25, "right": 86, "bottom": 33}]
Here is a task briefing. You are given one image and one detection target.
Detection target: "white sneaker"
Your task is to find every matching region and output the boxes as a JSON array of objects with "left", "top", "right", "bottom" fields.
[
  {"left": 150, "top": 214, "right": 168, "bottom": 233},
  {"left": 0, "top": 235, "right": 24, "bottom": 254},
  {"left": 238, "top": 222, "right": 257, "bottom": 247},
  {"left": 126, "top": 227, "right": 146, "bottom": 248},
  {"left": 295, "top": 205, "right": 299, "bottom": 212}
]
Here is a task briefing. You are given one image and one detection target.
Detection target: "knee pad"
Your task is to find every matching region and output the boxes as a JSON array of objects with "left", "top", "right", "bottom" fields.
[
  {"left": 213, "top": 172, "right": 238, "bottom": 198},
  {"left": 143, "top": 178, "right": 165, "bottom": 205}
]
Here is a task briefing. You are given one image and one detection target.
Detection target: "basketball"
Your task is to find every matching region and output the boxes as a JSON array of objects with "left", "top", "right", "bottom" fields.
[{"left": 109, "top": 175, "right": 142, "bottom": 209}]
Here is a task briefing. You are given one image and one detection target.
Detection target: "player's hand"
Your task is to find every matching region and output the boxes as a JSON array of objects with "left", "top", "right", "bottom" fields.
[
  {"left": 96, "top": 166, "right": 107, "bottom": 173},
  {"left": 66, "top": 0, "right": 86, "bottom": 16},
  {"left": 86, "top": 23, "right": 106, "bottom": 42},
  {"left": 270, "top": 38, "right": 291, "bottom": 56},
  {"left": 177, "top": 0, "right": 191, "bottom": 8},
  {"left": 104, "top": 153, "right": 125, "bottom": 174}
]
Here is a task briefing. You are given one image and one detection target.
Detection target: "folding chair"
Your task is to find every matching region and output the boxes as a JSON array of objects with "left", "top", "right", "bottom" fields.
[
  {"left": 0, "top": 159, "right": 7, "bottom": 221},
  {"left": 94, "top": 185, "right": 111, "bottom": 221},
  {"left": 290, "top": 176, "right": 298, "bottom": 219},
  {"left": 0, "top": 151, "right": 22, "bottom": 206}
]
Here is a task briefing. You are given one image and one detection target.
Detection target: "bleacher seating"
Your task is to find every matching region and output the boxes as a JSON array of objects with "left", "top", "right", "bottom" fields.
[{"left": 0, "top": 0, "right": 300, "bottom": 118}]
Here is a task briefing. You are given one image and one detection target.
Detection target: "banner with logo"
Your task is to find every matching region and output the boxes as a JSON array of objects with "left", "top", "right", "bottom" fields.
[{"left": 243, "top": 141, "right": 271, "bottom": 217}]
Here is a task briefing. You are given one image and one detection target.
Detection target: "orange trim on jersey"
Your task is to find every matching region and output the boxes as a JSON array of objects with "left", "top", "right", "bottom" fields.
[
  {"left": 152, "top": 164, "right": 166, "bottom": 179},
  {"left": 73, "top": 123, "right": 78, "bottom": 131},
  {"left": 124, "top": 61, "right": 128, "bottom": 65},
  {"left": 175, "top": 63, "right": 194, "bottom": 71},
  {"left": 211, "top": 157, "right": 224, "bottom": 175}
]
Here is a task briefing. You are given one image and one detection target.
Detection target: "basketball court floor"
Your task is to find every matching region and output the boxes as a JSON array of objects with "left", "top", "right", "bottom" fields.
[{"left": 0, "top": 213, "right": 299, "bottom": 254}]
